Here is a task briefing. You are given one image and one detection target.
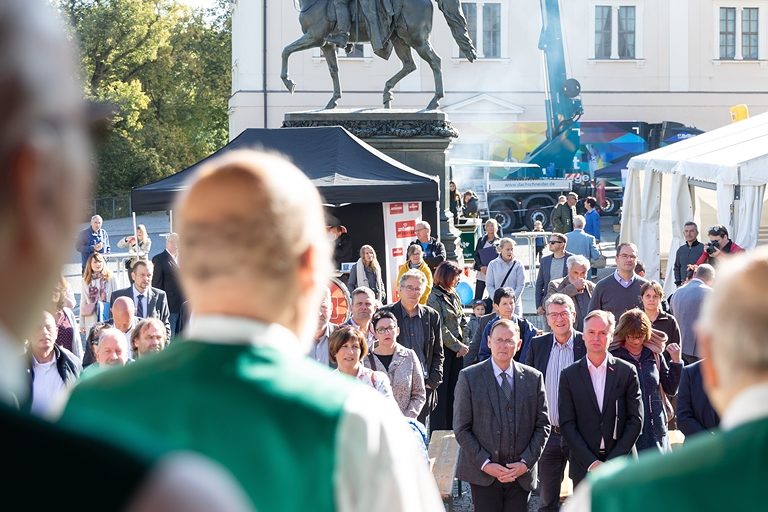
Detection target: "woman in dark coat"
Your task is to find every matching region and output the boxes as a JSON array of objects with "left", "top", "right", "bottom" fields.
[{"left": 611, "top": 308, "right": 683, "bottom": 453}]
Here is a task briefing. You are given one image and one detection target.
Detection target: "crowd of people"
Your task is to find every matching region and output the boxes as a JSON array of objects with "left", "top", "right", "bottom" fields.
[{"left": 3, "top": 2, "right": 766, "bottom": 512}]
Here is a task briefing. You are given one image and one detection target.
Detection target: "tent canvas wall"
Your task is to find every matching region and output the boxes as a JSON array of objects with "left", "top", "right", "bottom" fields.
[{"left": 622, "top": 112, "right": 768, "bottom": 294}]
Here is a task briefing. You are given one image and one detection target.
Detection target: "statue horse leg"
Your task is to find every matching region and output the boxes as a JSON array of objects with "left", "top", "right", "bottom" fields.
[
  {"left": 411, "top": 40, "right": 443, "bottom": 110},
  {"left": 320, "top": 43, "right": 341, "bottom": 109},
  {"left": 281, "top": 32, "right": 324, "bottom": 94},
  {"left": 382, "top": 36, "right": 417, "bottom": 109}
]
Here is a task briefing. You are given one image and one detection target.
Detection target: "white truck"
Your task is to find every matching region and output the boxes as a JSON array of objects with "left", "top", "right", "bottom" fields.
[{"left": 450, "top": 158, "right": 577, "bottom": 232}]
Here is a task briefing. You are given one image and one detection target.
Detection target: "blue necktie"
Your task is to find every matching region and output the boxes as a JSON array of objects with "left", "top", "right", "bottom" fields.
[{"left": 137, "top": 294, "right": 145, "bottom": 318}]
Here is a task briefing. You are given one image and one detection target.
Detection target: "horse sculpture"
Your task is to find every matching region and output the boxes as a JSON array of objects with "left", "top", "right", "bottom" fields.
[{"left": 281, "top": 0, "right": 476, "bottom": 110}]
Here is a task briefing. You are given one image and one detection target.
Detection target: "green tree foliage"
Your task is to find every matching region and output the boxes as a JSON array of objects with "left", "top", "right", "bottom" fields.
[{"left": 60, "top": 0, "right": 231, "bottom": 200}]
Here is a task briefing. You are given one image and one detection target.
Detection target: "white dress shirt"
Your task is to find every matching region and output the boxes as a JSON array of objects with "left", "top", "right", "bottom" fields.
[
  {"left": 587, "top": 355, "right": 608, "bottom": 451},
  {"left": 30, "top": 356, "right": 65, "bottom": 416}
]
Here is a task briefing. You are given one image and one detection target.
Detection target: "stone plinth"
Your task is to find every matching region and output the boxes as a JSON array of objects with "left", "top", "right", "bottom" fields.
[{"left": 283, "top": 109, "right": 462, "bottom": 263}]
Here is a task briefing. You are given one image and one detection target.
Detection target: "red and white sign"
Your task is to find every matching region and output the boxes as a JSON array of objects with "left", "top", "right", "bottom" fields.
[{"left": 383, "top": 201, "right": 422, "bottom": 301}]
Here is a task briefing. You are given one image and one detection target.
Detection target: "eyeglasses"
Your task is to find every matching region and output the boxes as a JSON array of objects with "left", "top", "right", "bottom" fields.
[
  {"left": 546, "top": 311, "right": 571, "bottom": 319},
  {"left": 401, "top": 285, "right": 422, "bottom": 293},
  {"left": 618, "top": 254, "right": 637, "bottom": 260},
  {"left": 548, "top": 240, "right": 564, "bottom": 245},
  {"left": 376, "top": 327, "right": 396, "bottom": 334}
]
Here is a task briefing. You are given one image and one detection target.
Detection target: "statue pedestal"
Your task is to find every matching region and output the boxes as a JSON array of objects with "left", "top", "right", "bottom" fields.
[{"left": 283, "top": 109, "right": 463, "bottom": 264}]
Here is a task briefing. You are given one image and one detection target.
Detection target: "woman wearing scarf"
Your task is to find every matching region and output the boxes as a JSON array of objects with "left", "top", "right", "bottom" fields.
[
  {"left": 427, "top": 261, "right": 468, "bottom": 431},
  {"left": 346, "top": 245, "right": 386, "bottom": 303},
  {"left": 611, "top": 308, "right": 683, "bottom": 453},
  {"left": 79, "top": 253, "right": 119, "bottom": 336}
]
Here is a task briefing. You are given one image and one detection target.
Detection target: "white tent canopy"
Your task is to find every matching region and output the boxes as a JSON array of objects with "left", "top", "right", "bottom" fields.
[{"left": 622, "top": 112, "right": 768, "bottom": 294}]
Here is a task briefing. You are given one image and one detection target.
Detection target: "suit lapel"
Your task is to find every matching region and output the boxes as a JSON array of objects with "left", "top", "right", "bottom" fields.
[
  {"left": 511, "top": 361, "right": 523, "bottom": 441},
  {"left": 484, "top": 360, "right": 502, "bottom": 424},
  {"left": 578, "top": 358, "right": 602, "bottom": 416},
  {"left": 419, "top": 306, "right": 430, "bottom": 345},
  {"left": 602, "top": 354, "right": 618, "bottom": 418},
  {"left": 540, "top": 333, "right": 554, "bottom": 372}
]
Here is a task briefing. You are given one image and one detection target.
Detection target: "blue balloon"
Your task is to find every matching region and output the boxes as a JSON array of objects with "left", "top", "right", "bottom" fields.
[{"left": 456, "top": 281, "right": 474, "bottom": 306}]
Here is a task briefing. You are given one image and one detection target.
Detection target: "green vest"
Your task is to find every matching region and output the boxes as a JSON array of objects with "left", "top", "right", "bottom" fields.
[
  {"left": 62, "top": 340, "right": 353, "bottom": 512},
  {"left": 589, "top": 417, "right": 768, "bottom": 511}
]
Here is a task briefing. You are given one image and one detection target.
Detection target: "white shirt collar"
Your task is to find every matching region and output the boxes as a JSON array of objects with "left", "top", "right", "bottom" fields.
[
  {"left": 720, "top": 383, "right": 768, "bottom": 431},
  {"left": 587, "top": 355, "right": 608, "bottom": 372},
  {"left": 490, "top": 357, "right": 513, "bottom": 379},
  {"left": 133, "top": 285, "right": 149, "bottom": 299},
  {"left": 0, "top": 322, "right": 29, "bottom": 405},
  {"left": 184, "top": 315, "right": 304, "bottom": 357},
  {"left": 552, "top": 332, "right": 575, "bottom": 350}
]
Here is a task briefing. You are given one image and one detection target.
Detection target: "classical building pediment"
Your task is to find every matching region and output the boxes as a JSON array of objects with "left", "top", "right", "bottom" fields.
[{"left": 443, "top": 94, "right": 525, "bottom": 116}]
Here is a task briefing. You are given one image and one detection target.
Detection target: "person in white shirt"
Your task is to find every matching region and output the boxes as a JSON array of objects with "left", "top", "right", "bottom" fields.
[
  {"left": 24, "top": 311, "right": 81, "bottom": 416},
  {"left": 557, "top": 310, "right": 643, "bottom": 486}
]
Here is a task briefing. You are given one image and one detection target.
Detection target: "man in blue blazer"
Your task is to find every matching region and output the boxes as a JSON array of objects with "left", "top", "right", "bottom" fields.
[
  {"left": 534, "top": 232, "right": 573, "bottom": 316},
  {"left": 524, "top": 294, "right": 586, "bottom": 511},
  {"left": 565, "top": 215, "right": 600, "bottom": 264},
  {"left": 676, "top": 360, "right": 719, "bottom": 438}
]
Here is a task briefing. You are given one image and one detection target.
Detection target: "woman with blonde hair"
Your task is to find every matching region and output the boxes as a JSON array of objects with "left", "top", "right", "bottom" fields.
[
  {"left": 118, "top": 224, "right": 151, "bottom": 282},
  {"left": 346, "top": 245, "right": 386, "bottom": 303},
  {"left": 80, "top": 253, "right": 119, "bottom": 336},
  {"left": 610, "top": 308, "right": 683, "bottom": 453},
  {"left": 396, "top": 244, "right": 432, "bottom": 304},
  {"left": 51, "top": 276, "right": 83, "bottom": 359}
]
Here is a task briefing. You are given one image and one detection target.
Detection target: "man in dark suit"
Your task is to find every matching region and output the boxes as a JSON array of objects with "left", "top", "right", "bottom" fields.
[
  {"left": 381, "top": 269, "right": 443, "bottom": 423},
  {"left": 670, "top": 264, "right": 715, "bottom": 364},
  {"left": 558, "top": 310, "right": 643, "bottom": 486},
  {"left": 152, "top": 232, "right": 184, "bottom": 338},
  {"left": 454, "top": 318, "right": 550, "bottom": 510},
  {"left": 111, "top": 260, "right": 171, "bottom": 340},
  {"left": 0, "top": 2, "right": 251, "bottom": 509},
  {"left": 676, "top": 360, "right": 719, "bottom": 438},
  {"left": 524, "top": 294, "right": 585, "bottom": 511},
  {"left": 534, "top": 232, "right": 573, "bottom": 316}
]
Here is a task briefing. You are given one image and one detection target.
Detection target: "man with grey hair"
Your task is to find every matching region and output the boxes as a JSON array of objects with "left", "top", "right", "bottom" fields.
[
  {"left": 548, "top": 255, "right": 595, "bottom": 331},
  {"left": 410, "top": 220, "right": 446, "bottom": 273},
  {"left": 565, "top": 248, "right": 768, "bottom": 511},
  {"left": 152, "top": 232, "right": 184, "bottom": 337},
  {"left": 76, "top": 214, "right": 111, "bottom": 271},
  {"left": 558, "top": 310, "right": 642, "bottom": 486},
  {"left": 63, "top": 150, "right": 443, "bottom": 511},
  {"left": 1, "top": 2, "right": 252, "bottom": 510},
  {"left": 670, "top": 263, "right": 715, "bottom": 365},
  {"left": 525, "top": 293, "right": 585, "bottom": 511},
  {"left": 382, "top": 269, "right": 443, "bottom": 423},
  {"left": 565, "top": 215, "right": 600, "bottom": 266}
]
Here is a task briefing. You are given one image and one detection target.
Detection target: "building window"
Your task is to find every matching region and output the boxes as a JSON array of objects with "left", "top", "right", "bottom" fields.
[
  {"left": 742, "top": 7, "right": 759, "bottom": 59},
  {"left": 720, "top": 7, "right": 737, "bottom": 59},
  {"left": 461, "top": 1, "right": 502, "bottom": 58},
  {"left": 593, "top": 4, "right": 637, "bottom": 59},
  {"left": 595, "top": 6, "right": 612, "bottom": 59},
  {"left": 718, "top": 6, "right": 761, "bottom": 60},
  {"left": 618, "top": 6, "right": 636, "bottom": 58}
]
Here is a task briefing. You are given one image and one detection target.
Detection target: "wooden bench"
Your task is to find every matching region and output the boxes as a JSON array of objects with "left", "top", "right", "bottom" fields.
[{"left": 428, "top": 430, "right": 461, "bottom": 509}]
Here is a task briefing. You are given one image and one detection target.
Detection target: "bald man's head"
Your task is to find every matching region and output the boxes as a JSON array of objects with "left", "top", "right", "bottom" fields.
[
  {"left": 0, "top": 0, "right": 91, "bottom": 341},
  {"left": 174, "top": 151, "right": 332, "bottom": 341},
  {"left": 111, "top": 296, "right": 135, "bottom": 331}
]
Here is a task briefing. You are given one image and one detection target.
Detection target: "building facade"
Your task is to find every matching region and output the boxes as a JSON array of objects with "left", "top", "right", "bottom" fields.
[{"left": 230, "top": 0, "right": 768, "bottom": 144}]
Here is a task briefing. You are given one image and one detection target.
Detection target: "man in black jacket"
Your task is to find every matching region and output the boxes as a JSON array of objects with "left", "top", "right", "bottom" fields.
[
  {"left": 410, "top": 221, "right": 446, "bottom": 273},
  {"left": 152, "top": 233, "right": 184, "bottom": 338},
  {"left": 558, "top": 309, "right": 643, "bottom": 486},
  {"left": 673, "top": 222, "right": 704, "bottom": 286},
  {"left": 381, "top": 269, "right": 443, "bottom": 423},
  {"left": 524, "top": 294, "right": 586, "bottom": 511},
  {"left": 676, "top": 360, "right": 719, "bottom": 438}
]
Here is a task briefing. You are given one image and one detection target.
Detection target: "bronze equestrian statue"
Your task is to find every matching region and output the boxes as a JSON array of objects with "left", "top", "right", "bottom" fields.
[{"left": 281, "top": 0, "right": 476, "bottom": 110}]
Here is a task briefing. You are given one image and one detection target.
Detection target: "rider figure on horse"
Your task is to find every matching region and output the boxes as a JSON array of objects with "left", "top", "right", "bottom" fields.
[{"left": 326, "top": 0, "right": 392, "bottom": 57}]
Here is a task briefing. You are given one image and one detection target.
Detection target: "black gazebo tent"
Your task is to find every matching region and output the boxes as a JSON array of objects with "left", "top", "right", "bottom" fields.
[{"left": 131, "top": 126, "right": 440, "bottom": 293}]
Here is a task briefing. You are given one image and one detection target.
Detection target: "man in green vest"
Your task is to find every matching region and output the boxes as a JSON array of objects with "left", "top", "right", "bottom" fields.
[
  {"left": 564, "top": 246, "right": 768, "bottom": 511},
  {"left": 61, "top": 150, "right": 443, "bottom": 512},
  {"left": 0, "top": 1, "right": 251, "bottom": 510}
]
